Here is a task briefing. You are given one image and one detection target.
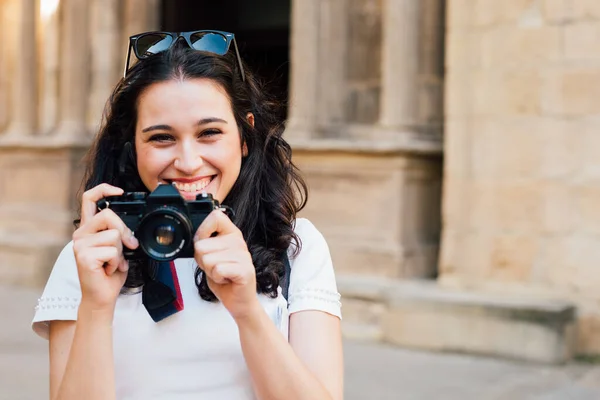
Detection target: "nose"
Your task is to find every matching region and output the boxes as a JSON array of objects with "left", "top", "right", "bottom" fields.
[{"left": 174, "top": 143, "right": 203, "bottom": 174}]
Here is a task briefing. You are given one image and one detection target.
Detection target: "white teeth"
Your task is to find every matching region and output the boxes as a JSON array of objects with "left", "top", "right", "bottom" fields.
[{"left": 172, "top": 177, "right": 212, "bottom": 192}]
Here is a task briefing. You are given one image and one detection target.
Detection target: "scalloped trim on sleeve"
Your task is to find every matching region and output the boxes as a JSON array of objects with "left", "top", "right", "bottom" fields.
[
  {"left": 32, "top": 295, "right": 81, "bottom": 339},
  {"left": 288, "top": 287, "right": 342, "bottom": 319}
]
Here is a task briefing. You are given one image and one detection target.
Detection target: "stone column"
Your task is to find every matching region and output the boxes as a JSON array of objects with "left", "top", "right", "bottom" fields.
[
  {"left": 0, "top": 0, "right": 11, "bottom": 132},
  {"left": 121, "top": 0, "right": 160, "bottom": 75},
  {"left": 316, "top": 0, "right": 348, "bottom": 131},
  {"left": 418, "top": 0, "right": 444, "bottom": 130},
  {"left": 3, "top": 0, "right": 38, "bottom": 138},
  {"left": 123, "top": 0, "right": 160, "bottom": 42},
  {"left": 88, "top": 0, "right": 120, "bottom": 130},
  {"left": 286, "top": 0, "right": 320, "bottom": 140},
  {"left": 55, "top": 0, "right": 90, "bottom": 140},
  {"left": 39, "top": 0, "right": 61, "bottom": 135},
  {"left": 379, "top": 0, "right": 421, "bottom": 130}
]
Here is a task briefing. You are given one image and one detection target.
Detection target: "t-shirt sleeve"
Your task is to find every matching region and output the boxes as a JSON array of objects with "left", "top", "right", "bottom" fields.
[
  {"left": 287, "top": 218, "right": 342, "bottom": 319},
  {"left": 31, "top": 241, "right": 82, "bottom": 340}
]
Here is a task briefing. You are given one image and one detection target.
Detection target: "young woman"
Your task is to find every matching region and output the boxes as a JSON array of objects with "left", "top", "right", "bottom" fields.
[{"left": 32, "top": 31, "right": 343, "bottom": 400}]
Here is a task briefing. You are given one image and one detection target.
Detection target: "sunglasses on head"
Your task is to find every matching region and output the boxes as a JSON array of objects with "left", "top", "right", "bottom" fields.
[{"left": 123, "top": 30, "right": 245, "bottom": 81}]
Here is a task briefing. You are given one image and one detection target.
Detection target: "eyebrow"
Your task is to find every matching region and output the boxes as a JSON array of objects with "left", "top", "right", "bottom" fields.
[{"left": 141, "top": 117, "right": 228, "bottom": 133}]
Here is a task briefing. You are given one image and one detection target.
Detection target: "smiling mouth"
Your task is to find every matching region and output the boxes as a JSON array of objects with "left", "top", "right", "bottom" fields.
[{"left": 167, "top": 176, "right": 215, "bottom": 193}]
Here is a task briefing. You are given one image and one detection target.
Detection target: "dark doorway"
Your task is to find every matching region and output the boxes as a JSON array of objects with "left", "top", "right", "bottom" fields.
[{"left": 161, "top": 1, "right": 291, "bottom": 117}]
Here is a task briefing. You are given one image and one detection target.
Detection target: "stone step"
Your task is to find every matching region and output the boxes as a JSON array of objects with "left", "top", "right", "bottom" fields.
[
  {"left": 337, "top": 275, "right": 576, "bottom": 364},
  {"left": 337, "top": 275, "right": 392, "bottom": 341},
  {"left": 0, "top": 230, "right": 66, "bottom": 287},
  {"left": 0, "top": 204, "right": 75, "bottom": 239}
]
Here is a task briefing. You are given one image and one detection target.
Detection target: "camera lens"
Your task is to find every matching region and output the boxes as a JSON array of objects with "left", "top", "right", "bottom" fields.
[
  {"left": 137, "top": 207, "right": 193, "bottom": 261},
  {"left": 154, "top": 224, "right": 175, "bottom": 246}
]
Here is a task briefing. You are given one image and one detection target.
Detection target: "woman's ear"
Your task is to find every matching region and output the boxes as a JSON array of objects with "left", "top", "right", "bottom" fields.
[{"left": 242, "top": 113, "right": 254, "bottom": 157}]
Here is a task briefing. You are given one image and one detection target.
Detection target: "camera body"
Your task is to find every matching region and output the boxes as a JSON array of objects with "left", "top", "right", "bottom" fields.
[{"left": 97, "top": 183, "right": 231, "bottom": 262}]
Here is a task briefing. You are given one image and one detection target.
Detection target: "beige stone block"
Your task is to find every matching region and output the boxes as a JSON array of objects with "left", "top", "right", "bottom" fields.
[
  {"left": 489, "top": 234, "right": 537, "bottom": 282},
  {"left": 564, "top": 234, "right": 600, "bottom": 292},
  {"left": 500, "top": 71, "right": 543, "bottom": 116},
  {"left": 544, "top": 69, "right": 600, "bottom": 116},
  {"left": 294, "top": 148, "right": 441, "bottom": 279},
  {"left": 443, "top": 120, "right": 471, "bottom": 179},
  {"left": 467, "top": 182, "right": 497, "bottom": 232},
  {"left": 572, "top": 0, "right": 600, "bottom": 20},
  {"left": 542, "top": 0, "right": 569, "bottom": 23},
  {"left": 564, "top": 22, "right": 600, "bottom": 61},
  {"left": 541, "top": 182, "right": 575, "bottom": 234},
  {"left": 473, "top": 0, "right": 503, "bottom": 27},
  {"left": 495, "top": 183, "right": 542, "bottom": 233},
  {"left": 473, "top": 71, "right": 542, "bottom": 116},
  {"left": 325, "top": 240, "right": 402, "bottom": 278},
  {"left": 446, "top": 31, "right": 483, "bottom": 71},
  {"left": 340, "top": 297, "right": 386, "bottom": 341},
  {"left": 471, "top": 70, "right": 497, "bottom": 117},
  {"left": 444, "top": 75, "right": 472, "bottom": 118},
  {"left": 0, "top": 232, "right": 64, "bottom": 287},
  {"left": 496, "top": 120, "right": 542, "bottom": 179},
  {"left": 299, "top": 162, "right": 402, "bottom": 244},
  {"left": 533, "top": 237, "right": 571, "bottom": 288},
  {"left": 500, "top": 0, "right": 545, "bottom": 24},
  {"left": 574, "top": 185, "right": 600, "bottom": 235},
  {"left": 471, "top": 118, "right": 543, "bottom": 180},
  {"left": 469, "top": 120, "right": 496, "bottom": 179},
  {"left": 446, "top": 0, "right": 474, "bottom": 30},
  {"left": 460, "top": 232, "right": 495, "bottom": 282},
  {"left": 578, "top": 117, "right": 600, "bottom": 183},
  {"left": 382, "top": 281, "right": 576, "bottom": 364},
  {"left": 438, "top": 229, "right": 463, "bottom": 278},
  {"left": 441, "top": 177, "right": 468, "bottom": 231},
  {"left": 539, "top": 119, "right": 577, "bottom": 179},
  {"left": 481, "top": 26, "right": 561, "bottom": 68},
  {"left": 576, "top": 313, "right": 600, "bottom": 355}
]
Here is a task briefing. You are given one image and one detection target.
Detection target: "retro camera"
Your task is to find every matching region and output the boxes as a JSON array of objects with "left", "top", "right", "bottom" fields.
[{"left": 97, "top": 183, "right": 233, "bottom": 262}]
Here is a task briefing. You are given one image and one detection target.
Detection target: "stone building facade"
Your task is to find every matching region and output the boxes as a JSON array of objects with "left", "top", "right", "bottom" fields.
[{"left": 1, "top": 0, "right": 598, "bottom": 362}]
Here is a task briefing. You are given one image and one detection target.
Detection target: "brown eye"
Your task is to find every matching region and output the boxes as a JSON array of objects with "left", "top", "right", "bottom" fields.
[
  {"left": 199, "top": 129, "right": 221, "bottom": 137},
  {"left": 149, "top": 134, "right": 174, "bottom": 142}
]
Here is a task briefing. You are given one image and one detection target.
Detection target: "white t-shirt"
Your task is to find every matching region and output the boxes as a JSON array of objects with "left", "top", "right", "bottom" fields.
[{"left": 32, "top": 218, "right": 341, "bottom": 400}]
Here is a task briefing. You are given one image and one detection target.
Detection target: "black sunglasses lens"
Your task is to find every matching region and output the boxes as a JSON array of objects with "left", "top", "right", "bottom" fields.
[
  {"left": 189, "top": 32, "right": 229, "bottom": 55},
  {"left": 136, "top": 34, "right": 173, "bottom": 57}
]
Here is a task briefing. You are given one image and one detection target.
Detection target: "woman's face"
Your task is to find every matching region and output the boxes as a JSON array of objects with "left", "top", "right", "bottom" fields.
[{"left": 134, "top": 78, "right": 244, "bottom": 203}]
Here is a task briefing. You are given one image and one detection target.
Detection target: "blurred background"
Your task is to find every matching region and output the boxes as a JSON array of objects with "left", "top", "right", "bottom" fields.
[{"left": 2, "top": 0, "right": 600, "bottom": 398}]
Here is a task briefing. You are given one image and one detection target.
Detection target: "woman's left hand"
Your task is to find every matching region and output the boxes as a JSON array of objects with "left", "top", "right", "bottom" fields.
[{"left": 193, "top": 209, "right": 260, "bottom": 320}]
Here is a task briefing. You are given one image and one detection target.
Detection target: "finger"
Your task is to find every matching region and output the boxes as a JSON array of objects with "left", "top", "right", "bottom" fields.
[
  {"left": 118, "top": 258, "right": 130, "bottom": 273},
  {"left": 193, "top": 235, "right": 231, "bottom": 257},
  {"left": 78, "top": 246, "right": 121, "bottom": 275},
  {"left": 209, "top": 263, "right": 238, "bottom": 285},
  {"left": 199, "top": 260, "right": 238, "bottom": 285},
  {"left": 198, "top": 249, "right": 240, "bottom": 272},
  {"left": 79, "top": 209, "right": 138, "bottom": 249},
  {"left": 194, "top": 209, "right": 239, "bottom": 241},
  {"left": 78, "top": 229, "right": 123, "bottom": 255},
  {"left": 209, "top": 263, "right": 249, "bottom": 285},
  {"left": 81, "top": 184, "right": 124, "bottom": 225}
]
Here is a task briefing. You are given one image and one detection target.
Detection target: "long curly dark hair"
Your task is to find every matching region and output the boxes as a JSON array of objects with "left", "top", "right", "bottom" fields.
[{"left": 78, "top": 41, "right": 308, "bottom": 301}]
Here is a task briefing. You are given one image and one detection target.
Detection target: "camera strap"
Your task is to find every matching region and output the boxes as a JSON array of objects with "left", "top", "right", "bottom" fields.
[
  {"left": 142, "top": 260, "right": 184, "bottom": 323},
  {"left": 281, "top": 253, "right": 291, "bottom": 302},
  {"left": 142, "top": 254, "right": 292, "bottom": 323}
]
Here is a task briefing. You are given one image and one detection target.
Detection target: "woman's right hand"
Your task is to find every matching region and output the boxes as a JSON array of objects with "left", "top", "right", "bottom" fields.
[{"left": 72, "top": 183, "right": 139, "bottom": 311}]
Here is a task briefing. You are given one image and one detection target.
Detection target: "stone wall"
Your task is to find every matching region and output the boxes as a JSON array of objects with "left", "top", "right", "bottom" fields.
[
  {"left": 442, "top": 0, "right": 600, "bottom": 355},
  {"left": 0, "top": 0, "right": 159, "bottom": 286},
  {"left": 287, "top": 0, "right": 444, "bottom": 282}
]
